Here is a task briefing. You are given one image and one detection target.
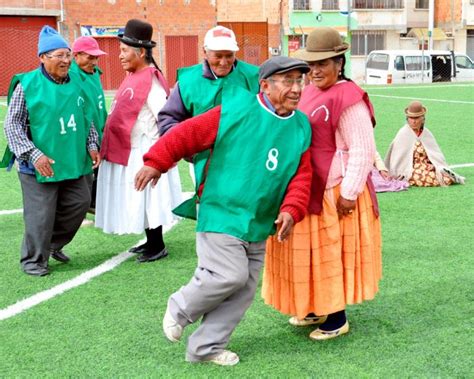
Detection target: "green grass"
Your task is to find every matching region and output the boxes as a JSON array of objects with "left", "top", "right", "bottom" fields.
[{"left": 0, "top": 84, "right": 473, "bottom": 377}]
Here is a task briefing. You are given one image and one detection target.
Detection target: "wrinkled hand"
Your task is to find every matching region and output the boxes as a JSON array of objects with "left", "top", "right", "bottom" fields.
[
  {"left": 34, "top": 155, "right": 55, "bottom": 178},
  {"left": 336, "top": 196, "right": 356, "bottom": 218},
  {"left": 135, "top": 166, "right": 162, "bottom": 191},
  {"left": 379, "top": 170, "right": 392, "bottom": 180},
  {"left": 275, "top": 212, "right": 294, "bottom": 242},
  {"left": 89, "top": 150, "right": 101, "bottom": 169}
]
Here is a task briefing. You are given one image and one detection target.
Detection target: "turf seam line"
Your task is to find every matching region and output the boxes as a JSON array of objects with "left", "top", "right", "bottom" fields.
[{"left": 0, "top": 221, "right": 177, "bottom": 321}]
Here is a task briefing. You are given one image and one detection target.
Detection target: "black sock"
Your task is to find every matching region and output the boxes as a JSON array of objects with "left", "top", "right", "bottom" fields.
[
  {"left": 145, "top": 226, "right": 165, "bottom": 253},
  {"left": 319, "top": 310, "right": 346, "bottom": 331}
]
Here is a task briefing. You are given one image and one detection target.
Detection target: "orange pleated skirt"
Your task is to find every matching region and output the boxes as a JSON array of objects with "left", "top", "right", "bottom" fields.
[{"left": 262, "top": 184, "right": 382, "bottom": 319}]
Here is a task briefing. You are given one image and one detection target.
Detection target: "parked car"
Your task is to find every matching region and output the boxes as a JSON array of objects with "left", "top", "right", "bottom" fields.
[{"left": 365, "top": 49, "right": 474, "bottom": 84}]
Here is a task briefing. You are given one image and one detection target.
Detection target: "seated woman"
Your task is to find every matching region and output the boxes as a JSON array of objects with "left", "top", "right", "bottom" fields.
[{"left": 384, "top": 101, "right": 464, "bottom": 187}]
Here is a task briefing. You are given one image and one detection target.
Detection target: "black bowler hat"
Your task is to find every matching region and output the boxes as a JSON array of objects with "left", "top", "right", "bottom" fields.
[{"left": 118, "top": 19, "right": 156, "bottom": 48}]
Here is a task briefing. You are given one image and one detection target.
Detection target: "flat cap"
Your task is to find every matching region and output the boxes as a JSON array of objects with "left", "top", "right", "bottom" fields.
[{"left": 259, "top": 56, "right": 310, "bottom": 81}]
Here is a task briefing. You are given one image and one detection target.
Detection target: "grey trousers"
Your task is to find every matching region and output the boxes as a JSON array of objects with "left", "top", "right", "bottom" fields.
[
  {"left": 168, "top": 232, "right": 266, "bottom": 362},
  {"left": 18, "top": 173, "right": 91, "bottom": 271}
]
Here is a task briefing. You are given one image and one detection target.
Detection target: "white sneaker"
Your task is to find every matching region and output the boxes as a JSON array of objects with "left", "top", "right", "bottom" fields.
[
  {"left": 162, "top": 306, "right": 182, "bottom": 342},
  {"left": 206, "top": 350, "right": 240, "bottom": 366}
]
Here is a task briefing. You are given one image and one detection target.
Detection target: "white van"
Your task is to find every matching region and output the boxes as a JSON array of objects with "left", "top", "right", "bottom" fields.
[{"left": 366, "top": 50, "right": 474, "bottom": 85}]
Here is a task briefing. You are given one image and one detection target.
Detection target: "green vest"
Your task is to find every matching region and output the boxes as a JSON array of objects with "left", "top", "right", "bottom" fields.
[
  {"left": 195, "top": 86, "right": 311, "bottom": 242},
  {"left": 70, "top": 61, "right": 107, "bottom": 141},
  {"left": 178, "top": 61, "right": 260, "bottom": 198},
  {"left": 3, "top": 69, "right": 92, "bottom": 183}
]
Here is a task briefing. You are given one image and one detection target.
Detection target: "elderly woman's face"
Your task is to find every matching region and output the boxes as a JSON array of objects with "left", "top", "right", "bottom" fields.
[
  {"left": 119, "top": 42, "right": 146, "bottom": 73},
  {"left": 407, "top": 115, "right": 425, "bottom": 132},
  {"left": 307, "top": 58, "right": 342, "bottom": 90}
]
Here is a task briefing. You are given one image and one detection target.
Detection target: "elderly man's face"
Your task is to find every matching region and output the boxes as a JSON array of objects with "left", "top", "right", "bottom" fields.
[
  {"left": 204, "top": 49, "right": 236, "bottom": 77},
  {"left": 261, "top": 69, "right": 304, "bottom": 116},
  {"left": 75, "top": 52, "right": 99, "bottom": 74},
  {"left": 40, "top": 48, "right": 72, "bottom": 80}
]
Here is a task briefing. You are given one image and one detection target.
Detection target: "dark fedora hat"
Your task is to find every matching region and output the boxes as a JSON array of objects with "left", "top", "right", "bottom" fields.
[{"left": 118, "top": 19, "right": 156, "bottom": 49}]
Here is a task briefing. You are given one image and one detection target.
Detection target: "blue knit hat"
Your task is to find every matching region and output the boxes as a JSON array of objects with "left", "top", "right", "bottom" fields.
[{"left": 37, "top": 26, "right": 69, "bottom": 56}]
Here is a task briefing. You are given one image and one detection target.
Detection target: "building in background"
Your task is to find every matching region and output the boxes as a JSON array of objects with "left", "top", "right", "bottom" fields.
[
  {"left": 216, "top": 0, "right": 283, "bottom": 65},
  {"left": 0, "top": 0, "right": 216, "bottom": 94},
  {"left": 283, "top": 0, "right": 473, "bottom": 83},
  {"left": 1, "top": 0, "right": 473, "bottom": 92}
]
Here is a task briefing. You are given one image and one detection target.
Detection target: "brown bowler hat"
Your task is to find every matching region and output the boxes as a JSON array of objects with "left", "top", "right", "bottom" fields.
[
  {"left": 405, "top": 101, "right": 427, "bottom": 117},
  {"left": 293, "top": 27, "right": 349, "bottom": 62},
  {"left": 118, "top": 19, "right": 156, "bottom": 48}
]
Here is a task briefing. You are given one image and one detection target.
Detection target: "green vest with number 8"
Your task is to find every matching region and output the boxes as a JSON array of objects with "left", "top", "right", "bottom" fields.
[
  {"left": 8, "top": 69, "right": 92, "bottom": 183},
  {"left": 196, "top": 86, "right": 311, "bottom": 242}
]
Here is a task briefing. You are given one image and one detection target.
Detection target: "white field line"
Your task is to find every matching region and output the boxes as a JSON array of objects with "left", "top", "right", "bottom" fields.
[
  {"left": 450, "top": 163, "right": 474, "bottom": 168},
  {"left": 0, "top": 102, "right": 7, "bottom": 107},
  {"left": 0, "top": 209, "right": 22, "bottom": 216},
  {"left": 0, "top": 194, "right": 194, "bottom": 217},
  {"left": 369, "top": 94, "right": 474, "bottom": 105},
  {"left": 365, "top": 84, "right": 474, "bottom": 90},
  {"left": 0, "top": 221, "right": 177, "bottom": 321}
]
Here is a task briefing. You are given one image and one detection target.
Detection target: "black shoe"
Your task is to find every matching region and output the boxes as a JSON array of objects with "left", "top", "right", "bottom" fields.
[
  {"left": 50, "top": 250, "right": 70, "bottom": 263},
  {"left": 24, "top": 266, "right": 50, "bottom": 276},
  {"left": 136, "top": 248, "right": 168, "bottom": 263},
  {"left": 129, "top": 243, "right": 149, "bottom": 254}
]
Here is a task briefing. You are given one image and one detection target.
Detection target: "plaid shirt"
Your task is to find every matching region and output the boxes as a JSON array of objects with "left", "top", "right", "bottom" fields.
[{"left": 4, "top": 82, "right": 99, "bottom": 164}]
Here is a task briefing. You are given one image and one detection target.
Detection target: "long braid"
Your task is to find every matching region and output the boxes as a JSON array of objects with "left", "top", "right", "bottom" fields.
[{"left": 145, "top": 48, "right": 163, "bottom": 73}]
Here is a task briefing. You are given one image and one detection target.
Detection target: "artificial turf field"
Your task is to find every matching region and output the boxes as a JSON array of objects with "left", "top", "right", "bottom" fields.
[{"left": 0, "top": 83, "right": 473, "bottom": 377}]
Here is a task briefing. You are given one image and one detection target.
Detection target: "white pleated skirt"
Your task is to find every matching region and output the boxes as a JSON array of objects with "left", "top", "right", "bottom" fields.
[{"left": 95, "top": 141, "right": 183, "bottom": 235}]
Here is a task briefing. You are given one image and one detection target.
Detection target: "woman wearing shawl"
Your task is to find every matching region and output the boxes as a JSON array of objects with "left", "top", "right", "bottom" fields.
[{"left": 384, "top": 101, "right": 464, "bottom": 187}]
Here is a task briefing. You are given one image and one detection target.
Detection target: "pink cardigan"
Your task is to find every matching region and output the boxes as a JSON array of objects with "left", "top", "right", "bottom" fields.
[{"left": 326, "top": 100, "right": 375, "bottom": 200}]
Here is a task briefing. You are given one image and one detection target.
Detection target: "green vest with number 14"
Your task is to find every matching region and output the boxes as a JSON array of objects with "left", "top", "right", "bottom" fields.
[
  {"left": 8, "top": 69, "right": 92, "bottom": 183},
  {"left": 196, "top": 86, "right": 311, "bottom": 242}
]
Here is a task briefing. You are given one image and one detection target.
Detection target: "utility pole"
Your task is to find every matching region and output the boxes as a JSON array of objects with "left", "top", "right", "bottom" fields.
[{"left": 428, "top": 0, "right": 434, "bottom": 51}]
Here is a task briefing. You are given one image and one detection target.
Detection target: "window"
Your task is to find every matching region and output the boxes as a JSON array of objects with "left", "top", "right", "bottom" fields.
[
  {"left": 415, "top": 0, "right": 429, "bottom": 8},
  {"left": 351, "top": 31, "right": 385, "bottom": 55},
  {"left": 405, "top": 56, "right": 430, "bottom": 71},
  {"left": 322, "top": 0, "right": 339, "bottom": 10},
  {"left": 293, "top": 0, "right": 310, "bottom": 10},
  {"left": 394, "top": 56, "right": 404, "bottom": 71},
  {"left": 354, "top": 0, "right": 403, "bottom": 9},
  {"left": 456, "top": 56, "right": 474, "bottom": 69},
  {"left": 367, "top": 53, "right": 389, "bottom": 70}
]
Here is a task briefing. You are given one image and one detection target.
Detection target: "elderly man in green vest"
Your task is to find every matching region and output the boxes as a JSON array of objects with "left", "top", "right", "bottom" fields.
[
  {"left": 3, "top": 26, "right": 100, "bottom": 276},
  {"left": 135, "top": 56, "right": 312, "bottom": 366},
  {"left": 155, "top": 26, "right": 259, "bottom": 211},
  {"left": 71, "top": 36, "right": 107, "bottom": 212}
]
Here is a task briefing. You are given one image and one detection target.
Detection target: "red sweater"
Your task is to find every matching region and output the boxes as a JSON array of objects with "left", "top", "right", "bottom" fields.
[{"left": 144, "top": 106, "right": 312, "bottom": 223}]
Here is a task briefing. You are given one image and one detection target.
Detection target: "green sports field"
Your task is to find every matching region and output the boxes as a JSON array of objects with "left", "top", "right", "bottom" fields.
[{"left": 0, "top": 83, "right": 473, "bottom": 377}]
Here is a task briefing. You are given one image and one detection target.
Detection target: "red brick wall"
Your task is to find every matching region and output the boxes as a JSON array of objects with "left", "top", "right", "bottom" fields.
[
  {"left": 0, "top": 16, "right": 57, "bottom": 95},
  {"left": 435, "top": 0, "right": 462, "bottom": 24},
  {"left": 0, "top": 0, "right": 216, "bottom": 87},
  {"left": 216, "top": 0, "right": 285, "bottom": 55}
]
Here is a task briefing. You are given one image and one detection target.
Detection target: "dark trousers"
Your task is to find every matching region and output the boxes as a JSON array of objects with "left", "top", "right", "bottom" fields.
[{"left": 18, "top": 173, "right": 90, "bottom": 270}]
